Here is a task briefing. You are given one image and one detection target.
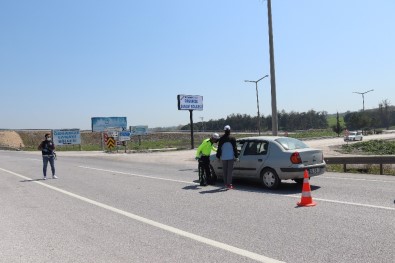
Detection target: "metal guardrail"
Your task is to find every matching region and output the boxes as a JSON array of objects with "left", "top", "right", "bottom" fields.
[{"left": 324, "top": 156, "right": 395, "bottom": 175}]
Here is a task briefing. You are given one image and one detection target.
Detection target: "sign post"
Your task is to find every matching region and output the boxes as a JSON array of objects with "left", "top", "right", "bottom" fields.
[
  {"left": 189, "top": 110, "right": 194, "bottom": 149},
  {"left": 118, "top": 131, "right": 131, "bottom": 153},
  {"left": 104, "top": 127, "right": 122, "bottom": 152},
  {"left": 177, "top": 95, "right": 203, "bottom": 149}
]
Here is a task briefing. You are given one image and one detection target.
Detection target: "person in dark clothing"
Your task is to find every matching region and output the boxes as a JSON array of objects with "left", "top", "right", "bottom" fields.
[
  {"left": 38, "top": 133, "right": 57, "bottom": 180},
  {"left": 216, "top": 125, "right": 238, "bottom": 189}
]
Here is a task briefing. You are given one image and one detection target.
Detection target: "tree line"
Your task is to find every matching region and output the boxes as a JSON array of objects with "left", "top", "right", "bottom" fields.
[
  {"left": 342, "top": 100, "right": 394, "bottom": 131},
  {"left": 181, "top": 100, "right": 394, "bottom": 133},
  {"left": 181, "top": 110, "right": 329, "bottom": 132}
]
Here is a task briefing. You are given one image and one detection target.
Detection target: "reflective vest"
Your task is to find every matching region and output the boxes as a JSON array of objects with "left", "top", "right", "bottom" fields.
[{"left": 196, "top": 138, "right": 217, "bottom": 158}]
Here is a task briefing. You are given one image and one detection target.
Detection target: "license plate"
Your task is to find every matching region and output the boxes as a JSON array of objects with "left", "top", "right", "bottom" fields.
[{"left": 309, "top": 168, "right": 320, "bottom": 174}]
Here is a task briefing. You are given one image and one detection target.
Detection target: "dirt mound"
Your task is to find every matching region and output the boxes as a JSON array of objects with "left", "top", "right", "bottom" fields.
[{"left": 0, "top": 131, "right": 24, "bottom": 149}]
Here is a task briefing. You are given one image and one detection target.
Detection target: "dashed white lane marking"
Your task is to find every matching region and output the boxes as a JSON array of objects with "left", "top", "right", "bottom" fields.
[
  {"left": 300, "top": 197, "right": 395, "bottom": 211},
  {"left": 25, "top": 158, "right": 42, "bottom": 162},
  {"left": 319, "top": 176, "right": 395, "bottom": 183},
  {"left": 79, "top": 166, "right": 395, "bottom": 211},
  {"left": 0, "top": 167, "right": 284, "bottom": 263},
  {"left": 78, "top": 165, "right": 197, "bottom": 185}
]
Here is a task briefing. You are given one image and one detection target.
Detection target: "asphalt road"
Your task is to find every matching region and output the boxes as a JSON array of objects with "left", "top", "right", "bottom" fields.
[{"left": 1, "top": 149, "right": 394, "bottom": 263}]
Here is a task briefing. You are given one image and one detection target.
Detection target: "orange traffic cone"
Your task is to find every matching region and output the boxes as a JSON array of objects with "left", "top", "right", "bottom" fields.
[{"left": 297, "top": 169, "right": 316, "bottom": 207}]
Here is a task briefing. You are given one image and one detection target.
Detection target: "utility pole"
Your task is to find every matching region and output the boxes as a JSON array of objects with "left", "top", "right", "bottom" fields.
[
  {"left": 353, "top": 89, "right": 374, "bottom": 111},
  {"left": 200, "top": 117, "right": 204, "bottom": 132},
  {"left": 267, "top": 0, "right": 278, "bottom": 135},
  {"left": 245, "top": 75, "right": 269, "bottom": 135}
]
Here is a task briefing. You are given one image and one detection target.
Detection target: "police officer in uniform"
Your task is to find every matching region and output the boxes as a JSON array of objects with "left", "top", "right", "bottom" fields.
[{"left": 195, "top": 133, "right": 220, "bottom": 185}]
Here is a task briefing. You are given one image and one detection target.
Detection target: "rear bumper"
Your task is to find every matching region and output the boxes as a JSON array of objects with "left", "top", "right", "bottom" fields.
[
  {"left": 279, "top": 164, "right": 326, "bottom": 179},
  {"left": 280, "top": 164, "right": 326, "bottom": 173}
]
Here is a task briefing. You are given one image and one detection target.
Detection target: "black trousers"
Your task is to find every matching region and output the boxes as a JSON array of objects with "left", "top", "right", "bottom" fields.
[{"left": 200, "top": 156, "right": 212, "bottom": 184}]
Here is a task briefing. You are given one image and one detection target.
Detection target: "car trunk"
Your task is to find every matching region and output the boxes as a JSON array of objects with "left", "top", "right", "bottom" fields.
[{"left": 298, "top": 149, "right": 323, "bottom": 166}]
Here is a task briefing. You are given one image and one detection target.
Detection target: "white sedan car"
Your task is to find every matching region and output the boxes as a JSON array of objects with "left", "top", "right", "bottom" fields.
[
  {"left": 210, "top": 136, "right": 326, "bottom": 189},
  {"left": 344, "top": 131, "right": 363, "bottom": 141}
]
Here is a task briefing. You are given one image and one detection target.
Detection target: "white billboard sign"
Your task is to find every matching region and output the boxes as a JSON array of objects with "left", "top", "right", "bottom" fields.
[
  {"left": 53, "top": 129, "right": 81, "bottom": 145},
  {"left": 177, "top": 95, "right": 203, "bottom": 111},
  {"left": 91, "top": 117, "right": 127, "bottom": 132},
  {"left": 130, "top": 125, "right": 148, "bottom": 136}
]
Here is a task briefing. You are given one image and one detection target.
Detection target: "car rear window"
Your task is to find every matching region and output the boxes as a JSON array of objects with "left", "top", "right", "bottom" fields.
[{"left": 275, "top": 138, "right": 308, "bottom": 150}]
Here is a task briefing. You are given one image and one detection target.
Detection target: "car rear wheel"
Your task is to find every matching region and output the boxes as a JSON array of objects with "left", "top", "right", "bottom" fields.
[{"left": 261, "top": 168, "right": 280, "bottom": 189}]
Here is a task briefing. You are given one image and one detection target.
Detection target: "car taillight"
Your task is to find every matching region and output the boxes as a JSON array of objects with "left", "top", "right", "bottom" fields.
[{"left": 290, "top": 152, "right": 302, "bottom": 164}]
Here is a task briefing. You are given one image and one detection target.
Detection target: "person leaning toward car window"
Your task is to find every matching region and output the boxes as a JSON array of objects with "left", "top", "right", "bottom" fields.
[
  {"left": 195, "top": 133, "right": 220, "bottom": 185},
  {"left": 216, "top": 125, "right": 238, "bottom": 189},
  {"left": 38, "top": 133, "right": 57, "bottom": 180}
]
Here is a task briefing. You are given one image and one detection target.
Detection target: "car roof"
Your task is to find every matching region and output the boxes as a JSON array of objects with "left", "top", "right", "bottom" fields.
[{"left": 237, "top": 136, "right": 285, "bottom": 142}]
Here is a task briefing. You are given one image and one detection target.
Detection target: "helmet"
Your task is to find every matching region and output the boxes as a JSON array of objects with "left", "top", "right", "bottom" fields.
[{"left": 211, "top": 133, "right": 220, "bottom": 140}]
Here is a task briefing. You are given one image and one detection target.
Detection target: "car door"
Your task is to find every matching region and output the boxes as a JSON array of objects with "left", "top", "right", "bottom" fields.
[
  {"left": 232, "top": 140, "right": 246, "bottom": 177},
  {"left": 234, "top": 140, "right": 269, "bottom": 178}
]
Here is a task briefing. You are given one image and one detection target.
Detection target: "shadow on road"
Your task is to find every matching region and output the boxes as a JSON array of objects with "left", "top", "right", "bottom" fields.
[
  {"left": 20, "top": 178, "right": 46, "bottom": 182},
  {"left": 181, "top": 177, "right": 321, "bottom": 195},
  {"left": 199, "top": 187, "right": 229, "bottom": 194},
  {"left": 182, "top": 185, "right": 200, "bottom": 190},
  {"left": 178, "top": 168, "right": 197, "bottom": 172},
  {"left": 229, "top": 179, "right": 321, "bottom": 195},
  {"left": 182, "top": 179, "right": 229, "bottom": 194}
]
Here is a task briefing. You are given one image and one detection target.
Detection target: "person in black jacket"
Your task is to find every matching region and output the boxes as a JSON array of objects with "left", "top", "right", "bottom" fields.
[
  {"left": 38, "top": 133, "right": 57, "bottom": 180},
  {"left": 216, "top": 125, "right": 238, "bottom": 189}
]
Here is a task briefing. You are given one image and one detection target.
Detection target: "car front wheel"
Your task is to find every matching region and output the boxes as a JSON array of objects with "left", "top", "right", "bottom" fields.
[{"left": 261, "top": 168, "right": 280, "bottom": 189}]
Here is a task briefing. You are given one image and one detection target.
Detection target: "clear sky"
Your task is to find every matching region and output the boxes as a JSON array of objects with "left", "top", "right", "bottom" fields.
[{"left": 1, "top": 0, "right": 394, "bottom": 130}]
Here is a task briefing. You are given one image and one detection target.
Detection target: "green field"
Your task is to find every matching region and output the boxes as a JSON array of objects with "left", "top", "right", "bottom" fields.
[{"left": 327, "top": 115, "right": 345, "bottom": 128}]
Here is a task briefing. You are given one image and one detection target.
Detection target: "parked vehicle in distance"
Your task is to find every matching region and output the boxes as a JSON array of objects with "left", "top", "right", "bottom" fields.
[
  {"left": 344, "top": 131, "right": 363, "bottom": 141},
  {"left": 210, "top": 136, "right": 326, "bottom": 190}
]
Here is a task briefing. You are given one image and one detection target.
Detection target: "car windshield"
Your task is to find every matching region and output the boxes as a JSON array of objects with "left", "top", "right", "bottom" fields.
[{"left": 275, "top": 137, "right": 308, "bottom": 150}]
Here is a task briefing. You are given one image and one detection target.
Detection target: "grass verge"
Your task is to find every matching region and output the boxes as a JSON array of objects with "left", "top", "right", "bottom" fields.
[{"left": 326, "top": 164, "right": 395, "bottom": 176}]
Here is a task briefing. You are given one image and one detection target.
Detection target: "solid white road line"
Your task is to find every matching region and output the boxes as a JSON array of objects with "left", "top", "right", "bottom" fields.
[{"left": 0, "top": 167, "right": 285, "bottom": 263}]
